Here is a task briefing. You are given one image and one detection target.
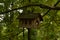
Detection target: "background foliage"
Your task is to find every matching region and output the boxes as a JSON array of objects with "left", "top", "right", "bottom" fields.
[{"left": 0, "top": 0, "right": 60, "bottom": 40}]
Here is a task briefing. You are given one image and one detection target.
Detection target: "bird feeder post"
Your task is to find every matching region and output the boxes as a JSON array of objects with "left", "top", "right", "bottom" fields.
[
  {"left": 28, "top": 28, "right": 31, "bottom": 40},
  {"left": 22, "top": 26, "right": 24, "bottom": 40}
]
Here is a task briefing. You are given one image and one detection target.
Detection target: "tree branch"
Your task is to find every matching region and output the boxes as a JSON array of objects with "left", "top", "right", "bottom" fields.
[
  {"left": 42, "top": 0, "right": 60, "bottom": 17},
  {"left": 0, "top": 3, "right": 60, "bottom": 14}
]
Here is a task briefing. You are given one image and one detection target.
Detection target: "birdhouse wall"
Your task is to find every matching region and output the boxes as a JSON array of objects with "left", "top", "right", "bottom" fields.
[
  {"left": 19, "top": 17, "right": 40, "bottom": 28},
  {"left": 19, "top": 20, "right": 32, "bottom": 28},
  {"left": 31, "top": 18, "right": 40, "bottom": 28},
  {"left": 19, "top": 20, "right": 25, "bottom": 27}
]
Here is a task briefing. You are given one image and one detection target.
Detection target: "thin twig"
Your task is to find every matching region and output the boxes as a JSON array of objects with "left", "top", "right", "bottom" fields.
[{"left": 42, "top": 0, "right": 60, "bottom": 17}]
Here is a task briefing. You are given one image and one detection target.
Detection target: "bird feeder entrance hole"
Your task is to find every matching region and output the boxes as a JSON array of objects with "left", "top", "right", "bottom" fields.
[{"left": 17, "top": 13, "right": 43, "bottom": 28}]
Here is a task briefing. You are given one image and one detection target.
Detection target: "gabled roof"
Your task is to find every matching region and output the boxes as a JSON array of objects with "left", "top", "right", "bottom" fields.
[{"left": 17, "top": 13, "right": 43, "bottom": 21}]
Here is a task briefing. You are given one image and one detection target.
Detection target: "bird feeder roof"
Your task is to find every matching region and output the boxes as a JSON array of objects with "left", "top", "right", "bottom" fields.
[{"left": 17, "top": 13, "right": 43, "bottom": 21}]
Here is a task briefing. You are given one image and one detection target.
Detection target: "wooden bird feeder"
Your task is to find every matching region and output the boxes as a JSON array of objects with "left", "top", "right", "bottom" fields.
[{"left": 17, "top": 13, "right": 43, "bottom": 28}]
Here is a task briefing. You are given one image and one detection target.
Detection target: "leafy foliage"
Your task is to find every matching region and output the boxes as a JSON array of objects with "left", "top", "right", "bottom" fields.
[{"left": 0, "top": 0, "right": 60, "bottom": 40}]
